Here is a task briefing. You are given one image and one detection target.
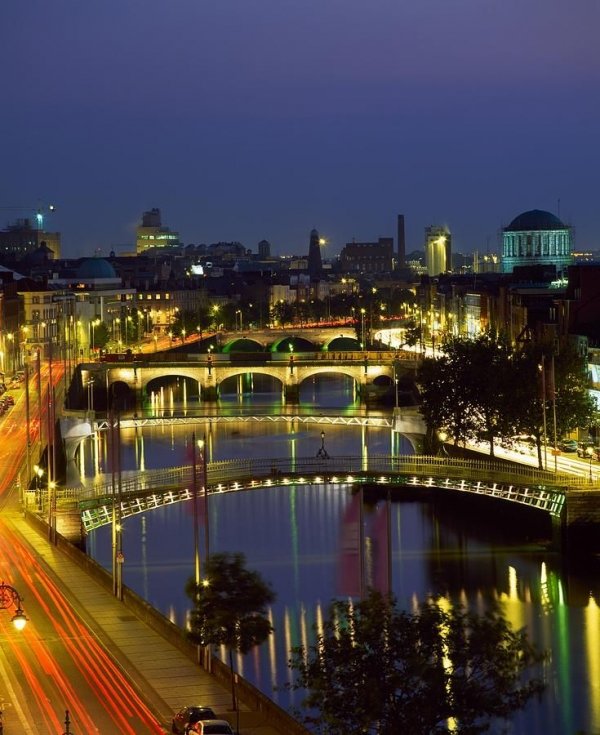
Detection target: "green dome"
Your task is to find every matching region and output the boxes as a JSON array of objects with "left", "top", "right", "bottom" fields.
[
  {"left": 76, "top": 258, "right": 117, "bottom": 279},
  {"left": 505, "top": 210, "right": 566, "bottom": 232}
]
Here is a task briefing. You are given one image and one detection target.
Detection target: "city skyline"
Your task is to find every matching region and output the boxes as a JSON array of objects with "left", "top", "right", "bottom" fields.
[{"left": 2, "top": 1, "right": 598, "bottom": 258}]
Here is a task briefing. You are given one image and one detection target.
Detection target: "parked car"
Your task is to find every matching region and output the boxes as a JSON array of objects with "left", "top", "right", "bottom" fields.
[
  {"left": 171, "top": 706, "right": 217, "bottom": 734},
  {"left": 558, "top": 439, "right": 578, "bottom": 453},
  {"left": 190, "top": 721, "right": 234, "bottom": 735},
  {"left": 4, "top": 395, "right": 14, "bottom": 406}
]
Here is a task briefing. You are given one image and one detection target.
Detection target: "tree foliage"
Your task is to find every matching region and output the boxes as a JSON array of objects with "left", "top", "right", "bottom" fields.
[
  {"left": 185, "top": 552, "right": 275, "bottom": 654},
  {"left": 418, "top": 332, "right": 514, "bottom": 455},
  {"left": 417, "top": 333, "right": 594, "bottom": 462},
  {"left": 287, "top": 590, "right": 546, "bottom": 735}
]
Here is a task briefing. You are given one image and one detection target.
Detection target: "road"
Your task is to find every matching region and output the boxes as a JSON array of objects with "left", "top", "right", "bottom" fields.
[{"left": 0, "top": 360, "right": 166, "bottom": 733}]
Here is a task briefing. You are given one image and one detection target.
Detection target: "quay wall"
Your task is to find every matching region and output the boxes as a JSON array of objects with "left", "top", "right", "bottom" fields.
[{"left": 24, "top": 512, "right": 310, "bottom": 735}]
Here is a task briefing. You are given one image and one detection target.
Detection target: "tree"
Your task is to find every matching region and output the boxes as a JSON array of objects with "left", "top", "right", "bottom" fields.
[
  {"left": 418, "top": 332, "right": 519, "bottom": 457},
  {"left": 287, "top": 590, "right": 545, "bottom": 735},
  {"left": 185, "top": 552, "right": 275, "bottom": 709},
  {"left": 510, "top": 342, "right": 595, "bottom": 469}
]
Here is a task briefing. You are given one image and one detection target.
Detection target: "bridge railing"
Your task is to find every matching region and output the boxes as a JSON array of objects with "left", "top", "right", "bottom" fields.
[{"left": 74, "top": 454, "right": 583, "bottom": 503}]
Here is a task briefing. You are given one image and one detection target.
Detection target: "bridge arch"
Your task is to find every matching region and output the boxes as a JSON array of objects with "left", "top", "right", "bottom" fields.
[
  {"left": 322, "top": 335, "right": 361, "bottom": 351},
  {"left": 217, "top": 370, "right": 284, "bottom": 396},
  {"left": 221, "top": 337, "right": 265, "bottom": 353},
  {"left": 270, "top": 335, "right": 319, "bottom": 352}
]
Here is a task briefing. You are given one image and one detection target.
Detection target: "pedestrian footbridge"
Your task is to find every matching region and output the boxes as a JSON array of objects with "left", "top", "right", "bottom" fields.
[{"left": 52, "top": 455, "right": 585, "bottom": 534}]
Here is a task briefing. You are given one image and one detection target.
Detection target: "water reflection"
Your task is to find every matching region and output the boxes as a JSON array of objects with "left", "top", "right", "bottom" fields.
[{"left": 83, "top": 376, "right": 600, "bottom": 735}]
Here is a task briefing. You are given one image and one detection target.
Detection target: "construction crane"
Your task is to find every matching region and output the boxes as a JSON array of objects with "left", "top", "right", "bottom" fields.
[{"left": 0, "top": 203, "right": 56, "bottom": 230}]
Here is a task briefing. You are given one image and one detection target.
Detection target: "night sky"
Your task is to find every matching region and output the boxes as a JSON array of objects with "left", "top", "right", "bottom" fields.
[{"left": 2, "top": 1, "right": 599, "bottom": 258}]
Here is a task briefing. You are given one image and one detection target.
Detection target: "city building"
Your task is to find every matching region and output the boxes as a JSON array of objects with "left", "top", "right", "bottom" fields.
[
  {"left": 136, "top": 208, "right": 180, "bottom": 254},
  {"left": 502, "top": 209, "right": 572, "bottom": 274},
  {"left": 339, "top": 238, "right": 394, "bottom": 275},
  {"left": 424, "top": 225, "right": 452, "bottom": 276},
  {"left": 258, "top": 239, "right": 271, "bottom": 258},
  {"left": 0, "top": 218, "right": 61, "bottom": 262}
]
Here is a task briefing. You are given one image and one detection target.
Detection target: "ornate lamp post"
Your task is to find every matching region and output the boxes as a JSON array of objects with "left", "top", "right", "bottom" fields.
[{"left": 0, "top": 581, "right": 27, "bottom": 630}]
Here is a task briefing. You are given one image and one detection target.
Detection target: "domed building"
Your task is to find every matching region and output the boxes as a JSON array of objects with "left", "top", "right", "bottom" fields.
[
  {"left": 75, "top": 257, "right": 119, "bottom": 283},
  {"left": 502, "top": 209, "right": 572, "bottom": 274}
]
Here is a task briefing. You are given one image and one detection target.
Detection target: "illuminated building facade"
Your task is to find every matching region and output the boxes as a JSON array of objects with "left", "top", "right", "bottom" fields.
[
  {"left": 136, "top": 208, "right": 180, "bottom": 254},
  {"left": 502, "top": 209, "right": 572, "bottom": 274},
  {"left": 424, "top": 225, "right": 451, "bottom": 276}
]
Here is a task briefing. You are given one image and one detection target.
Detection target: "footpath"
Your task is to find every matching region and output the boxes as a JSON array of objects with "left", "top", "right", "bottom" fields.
[{"left": 4, "top": 509, "right": 307, "bottom": 735}]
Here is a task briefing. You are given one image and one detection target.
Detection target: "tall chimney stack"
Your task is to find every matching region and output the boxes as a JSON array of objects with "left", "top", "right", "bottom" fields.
[{"left": 397, "top": 214, "right": 406, "bottom": 268}]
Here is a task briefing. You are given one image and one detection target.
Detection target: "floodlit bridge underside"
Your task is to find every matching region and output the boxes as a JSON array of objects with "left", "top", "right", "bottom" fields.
[
  {"left": 114, "top": 363, "right": 395, "bottom": 397},
  {"left": 70, "top": 455, "right": 581, "bottom": 532},
  {"left": 81, "top": 350, "right": 420, "bottom": 403}
]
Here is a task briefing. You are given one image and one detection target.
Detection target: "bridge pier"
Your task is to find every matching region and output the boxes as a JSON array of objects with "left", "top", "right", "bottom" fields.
[
  {"left": 284, "top": 384, "right": 299, "bottom": 402},
  {"left": 201, "top": 385, "right": 218, "bottom": 401},
  {"left": 60, "top": 417, "right": 95, "bottom": 487},
  {"left": 562, "top": 489, "right": 600, "bottom": 555}
]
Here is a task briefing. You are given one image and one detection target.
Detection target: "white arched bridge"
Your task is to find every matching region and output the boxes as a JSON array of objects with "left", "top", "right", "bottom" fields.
[{"left": 60, "top": 454, "right": 586, "bottom": 534}]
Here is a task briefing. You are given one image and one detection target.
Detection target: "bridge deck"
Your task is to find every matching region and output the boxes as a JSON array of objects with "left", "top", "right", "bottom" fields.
[{"left": 48, "top": 455, "right": 585, "bottom": 532}]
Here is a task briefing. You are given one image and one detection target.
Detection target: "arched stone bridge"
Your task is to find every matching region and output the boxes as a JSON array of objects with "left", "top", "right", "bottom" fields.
[
  {"left": 56, "top": 455, "right": 588, "bottom": 538},
  {"left": 81, "top": 350, "right": 419, "bottom": 402}
]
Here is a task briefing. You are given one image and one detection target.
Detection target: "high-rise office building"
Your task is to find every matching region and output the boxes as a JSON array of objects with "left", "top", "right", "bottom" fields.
[
  {"left": 424, "top": 225, "right": 452, "bottom": 276},
  {"left": 136, "top": 208, "right": 180, "bottom": 254}
]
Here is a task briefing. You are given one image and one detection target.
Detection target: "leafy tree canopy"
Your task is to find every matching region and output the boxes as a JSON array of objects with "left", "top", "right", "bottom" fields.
[
  {"left": 185, "top": 552, "right": 275, "bottom": 654},
  {"left": 287, "top": 590, "right": 545, "bottom": 735}
]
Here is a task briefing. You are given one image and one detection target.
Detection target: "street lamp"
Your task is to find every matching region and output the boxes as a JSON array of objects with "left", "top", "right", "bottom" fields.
[
  {"left": 87, "top": 377, "right": 95, "bottom": 412},
  {"left": 0, "top": 581, "right": 27, "bottom": 630},
  {"left": 360, "top": 308, "right": 366, "bottom": 350},
  {"left": 586, "top": 446, "right": 594, "bottom": 482},
  {"left": 316, "top": 430, "right": 330, "bottom": 459},
  {"left": 34, "top": 464, "right": 44, "bottom": 510},
  {"left": 90, "top": 318, "right": 100, "bottom": 356}
]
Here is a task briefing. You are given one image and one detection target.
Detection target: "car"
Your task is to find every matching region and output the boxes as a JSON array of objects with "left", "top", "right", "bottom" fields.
[
  {"left": 558, "top": 439, "right": 578, "bottom": 453},
  {"left": 4, "top": 395, "right": 14, "bottom": 406},
  {"left": 171, "top": 706, "right": 217, "bottom": 734},
  {"left": 189, "top": 721, "right": 234, "bottom": 735},
  {"left": 575, "top": 442, "right": 594, "bottom": 457}
]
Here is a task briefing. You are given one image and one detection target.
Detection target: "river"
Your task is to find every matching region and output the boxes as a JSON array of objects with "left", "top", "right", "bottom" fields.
[{"left": 81, "top": 375, "right": 600, "bottom": 734}]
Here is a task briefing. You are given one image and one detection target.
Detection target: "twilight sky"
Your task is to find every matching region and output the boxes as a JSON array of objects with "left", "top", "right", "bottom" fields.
[{"left": 2, "top": 1, "right": 599, "bottom": 259}]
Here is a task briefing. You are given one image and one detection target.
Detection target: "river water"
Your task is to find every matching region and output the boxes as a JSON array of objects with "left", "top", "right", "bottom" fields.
[{"left": 81, "top": 375, "right": 600, "bottom": 735}]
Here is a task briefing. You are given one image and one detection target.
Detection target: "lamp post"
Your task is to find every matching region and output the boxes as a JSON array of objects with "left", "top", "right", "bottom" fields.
[
  {"left": 360, "top": 308, "right": 366, "bottom": 350},
  {"left": 87, "top": 377, "right": 95, "bottom": 412},
  {"left": 90, "top": 318, "right": 100, "bottom": 357},
  {"left": 316, "top": 431, "right": 330, "bottom": 459},
  {"left": 34, "top": 464, "right": 44, "bottom": 510},
  {"left": 586, "top": 446, "right": 594, "bottom": 482},
  {"left": 0, "top": 581, "right": 27, "bottom": 630},
  {"left": 235, "top": 309, "right": 242, "bottom": 331}
]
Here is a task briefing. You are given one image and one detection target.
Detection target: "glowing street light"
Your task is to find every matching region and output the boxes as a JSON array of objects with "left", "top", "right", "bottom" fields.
[
  {"left": 33, "top": 464, "right": 44, "bottom": 510},
  {"left": 586, "top": 445, "right": 594, "bottom": 482},
  {"left": 0, "top": 581, "right": 27, "bottom": 630},
  {"left": 360, "top": 308, "right": 366, "bottom": 350}
]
